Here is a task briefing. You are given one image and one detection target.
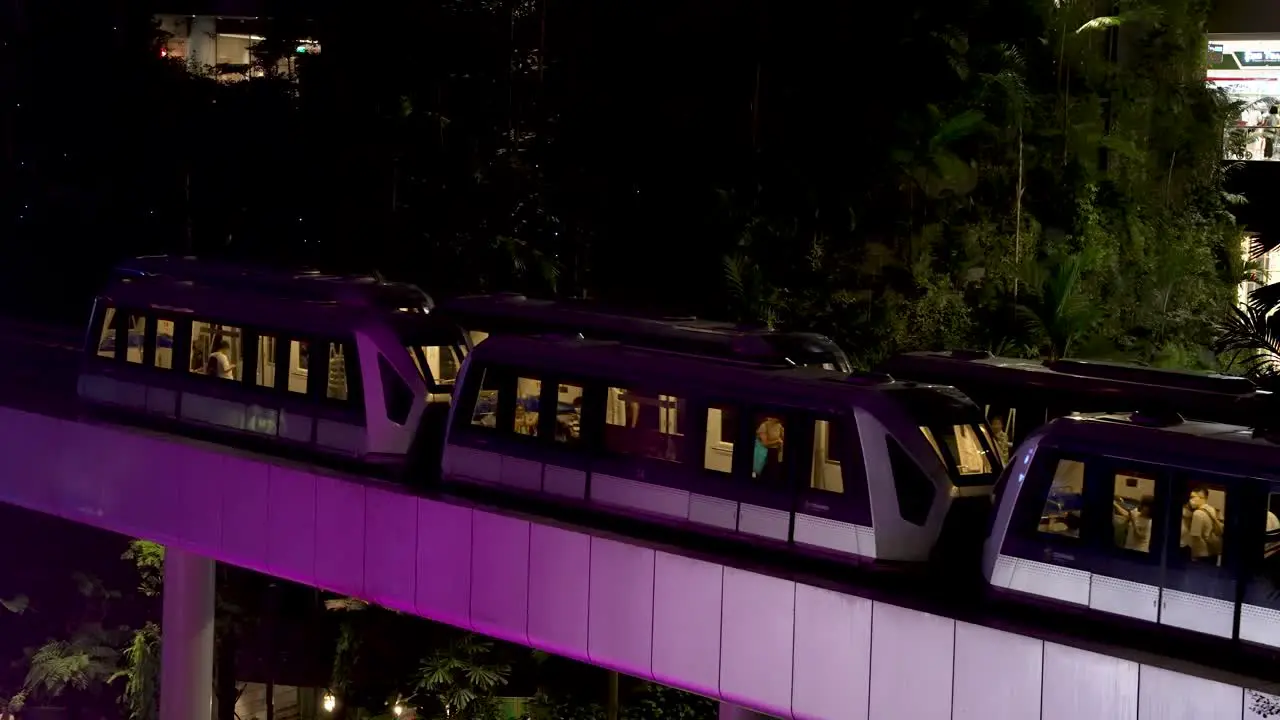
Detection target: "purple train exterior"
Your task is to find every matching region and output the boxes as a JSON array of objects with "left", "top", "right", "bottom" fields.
[
  {"left": 441, "top": 334, "right": 1000, "bottom": 564},
  {"left": 77, "top": 256, "right": 468, "bottom": 463}
]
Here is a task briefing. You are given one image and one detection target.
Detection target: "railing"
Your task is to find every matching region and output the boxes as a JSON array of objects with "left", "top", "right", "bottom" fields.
[{"left": 1225, "top": 124, "right": 1280, "bottom": 161}]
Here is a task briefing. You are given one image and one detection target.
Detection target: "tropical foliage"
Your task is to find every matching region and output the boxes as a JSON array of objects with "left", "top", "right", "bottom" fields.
[
  {"left": 415, "top": 634, "right": 511, "bottom": 720},
  {"left": 7, "top": 0, "right": 1250, "bottom": 374}
]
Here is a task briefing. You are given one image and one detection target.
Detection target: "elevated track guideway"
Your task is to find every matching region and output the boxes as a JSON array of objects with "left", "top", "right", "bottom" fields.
[{"left": 0, "top": 317, "right": 1274, "bottom": 719}]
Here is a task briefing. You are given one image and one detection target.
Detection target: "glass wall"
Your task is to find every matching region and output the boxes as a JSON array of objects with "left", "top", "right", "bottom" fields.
[
  {"left": 1210, "top": 36, "right": 1280, "bottom": 160},
  {"left": 156, "top": 14, "right": 321, "bottom": 83}
]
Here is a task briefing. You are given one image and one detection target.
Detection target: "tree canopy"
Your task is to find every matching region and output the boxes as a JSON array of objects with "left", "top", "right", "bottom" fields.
[{"left": 3, "top": 0, "right": 1248, "bottom": 371}]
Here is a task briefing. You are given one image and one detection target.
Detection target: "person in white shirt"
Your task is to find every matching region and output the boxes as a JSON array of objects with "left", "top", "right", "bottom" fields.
[
  {"left": 207, "top": 338, "right": 235, "bottom": 380},
  {"left": 1263, "top": 106, "right": 1279, "bottom": 159}
]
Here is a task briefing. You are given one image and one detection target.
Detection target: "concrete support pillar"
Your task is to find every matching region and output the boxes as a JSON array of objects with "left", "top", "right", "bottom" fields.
[
  {"left": 159, "top": 547, "right": 215, "bottom": 720},
  {"left": 718, "top": 703, "right": 772, "bottom": 720}
]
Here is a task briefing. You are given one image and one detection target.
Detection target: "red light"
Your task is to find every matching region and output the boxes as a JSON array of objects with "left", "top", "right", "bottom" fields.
[{"left": 160, "top": 48, "right": 168, "bottom": 58}]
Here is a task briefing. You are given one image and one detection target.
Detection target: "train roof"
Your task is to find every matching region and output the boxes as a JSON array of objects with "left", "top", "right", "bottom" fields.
[
  {"left": 467, "top": 334, "right": 978, "bottom": 420},
  {"left": 1034, "top": 413, "right": 1280, "bottom": 478},
  {"left": 442, "top": 293, "right": 844, "bottom": 363},
  {"left": 111, "top": 256, "right": 435, "bottom": 310},
  {"left": 882, "top": 350, "right": 1270, "bottom": 426},
  {"left": 100, "top": 262, "right": 461, "bottom": 342}
]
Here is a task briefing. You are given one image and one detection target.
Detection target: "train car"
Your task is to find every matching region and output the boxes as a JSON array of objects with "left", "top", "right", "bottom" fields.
[
  {"left": 985, "top": 412, "right": 1280, "bottom": 651},
  {"left": 881, "top": 351, "right": 1269, "bottom": 456},
  {"left": 78, "top": 257, "right": 466, "bottom": 464},
  {"left": 441, "top": 293, "right": 853, "bottom": 372},
  {"left": 438, "top": 334, "right": 999, "bottom": 563}
]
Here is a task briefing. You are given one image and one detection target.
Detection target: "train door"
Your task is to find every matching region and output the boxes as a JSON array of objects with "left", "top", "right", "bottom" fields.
[
  {"left": 1239, "top": 477, "right": 1280, "bottom": 649},
  {"left": 792, "top": 411, "right": 875, "bottom": 560},
  {"left": 530, "top": 375, "right": 596, "bottom": 500},
  {"left": 1156, "top": 470, "right": 1241, "bottom": 639},
  {"left": 726, "top": 403, "right": 809, "bottom": 545}
]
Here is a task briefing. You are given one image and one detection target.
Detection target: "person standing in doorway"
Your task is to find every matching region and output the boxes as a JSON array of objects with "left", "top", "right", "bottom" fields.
[{"left": 1263, "top": 106, "right": 1279, "bottom": 159}]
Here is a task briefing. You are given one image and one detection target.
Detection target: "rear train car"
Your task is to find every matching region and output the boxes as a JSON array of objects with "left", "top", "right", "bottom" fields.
[
  {"left": 78, "top": 257, "right": 466, "bottom": 464},
  {"left": 986, "top": 413, "right": 1280, "bottom": 651},
  {"left": 882, "top": 350, "right": 1269, "bottom": 453},
  {"left": 437, "top": 335, "right": 1000, "bottom": 563}
]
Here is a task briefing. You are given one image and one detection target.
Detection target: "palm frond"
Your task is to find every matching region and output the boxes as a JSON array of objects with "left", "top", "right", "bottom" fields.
[{"left": 1214, "top": 304, "right": 1280, "bottom": 380}]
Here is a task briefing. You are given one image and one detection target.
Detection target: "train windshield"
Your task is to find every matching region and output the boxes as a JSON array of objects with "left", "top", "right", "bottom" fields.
[
  {"left": 393, "top": 316, "right": 469, "bottom": 392},
  {"left": 896, "top": 386, "right": 1002, "bottom": 487},
  {"left": 407, "top": 344, "right": 465, "bottom": 390}
]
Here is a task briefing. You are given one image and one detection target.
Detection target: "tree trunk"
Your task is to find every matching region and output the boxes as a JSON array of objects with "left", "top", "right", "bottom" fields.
[{"left": 1013, "top": 124, "right": 1023, "bottom": 304}]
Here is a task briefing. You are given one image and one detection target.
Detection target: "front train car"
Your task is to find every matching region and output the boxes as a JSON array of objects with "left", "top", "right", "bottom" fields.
[
  {"left": 436, "top": 334, "right": 998, "bottom": 566},
  {"left": 984, "top": 413, "right": 1280, "bottom": 654}
]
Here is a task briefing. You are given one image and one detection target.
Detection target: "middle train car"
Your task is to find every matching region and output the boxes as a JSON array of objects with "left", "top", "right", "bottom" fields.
[{"left": 438, "top": 334, "right": 1001, "bottom": 563}]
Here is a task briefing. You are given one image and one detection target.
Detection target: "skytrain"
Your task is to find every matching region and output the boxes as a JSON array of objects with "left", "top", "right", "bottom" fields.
[{"left": 74, "top": 257, "right": 1280, "bottom": 671}]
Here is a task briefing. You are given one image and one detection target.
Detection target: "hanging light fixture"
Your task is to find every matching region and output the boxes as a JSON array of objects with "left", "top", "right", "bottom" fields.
[
  {"left": 322, "top": 692, "right": 337, "bottom": 713},
  {"left": 393, "top": 703, "right": 404, "bottom": 717}
]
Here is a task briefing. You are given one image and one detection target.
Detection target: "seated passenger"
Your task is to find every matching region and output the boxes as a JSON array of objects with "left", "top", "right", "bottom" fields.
[{"left": 514, "top": 405, "right": 539, "bottom": 436}]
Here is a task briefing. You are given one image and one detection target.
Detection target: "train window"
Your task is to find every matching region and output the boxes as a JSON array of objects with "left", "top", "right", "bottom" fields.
[
  {"left": 1267, "top": 491, "right": 1280, "bottom": 560},
  {"left": 928, "top": 425, "right": 992, "bottom": 475},
  {"left": 1180, "top": 482, "right": 1227, "bottom": 565},
  {"left": 407, "top": 345, "right": 462, "bottom": 387},
  {"left": 703, "top": 406, "right": 737, "bottom": 473},
  {"left": 887, "top": 438, "right": 934, "bottom": 526},
  {"left": 125, "top": 314, "right": 146, "bottom": 364},
  {"left": 919, "top": 427, "right": 947, "bottom": 468},
  {"left": 429, "top": 346, "right": 462, "bottom": 385},
  {"left": 190, "top": 322, "right": 241, "bottom": 381},
  {"left": 605, "top": 387, "right": 685, "bottom": 463},
  {"left": 750, "top": 413, "right": 786, "bottom": 483},
  {"left": 986, "top": 407, "right": 1014, "bottom": 465},
  {"left": 515, "top": 377, "right": 542, "bottom": 436},
  {"left": 326, "top": 343, "right": 350, "bottom": 401},
  {"left": 1111, "top": 470, "right": 1157, "bottom": 553},
  {"left": 154, "top": 319, "right": 174, "bottom": 369},
  {"left": 811, "top": 419, "right": 844, "bottom": 494},
  {"left": 256, "top": 335, "right": 277, "bottom": 388},
  {"left": 96, "top": 306, "right": 117, "bottom": 359},
  {"left": 470, "top": 368, "right": 501, "bottom": 428},
  {"left": 554, "top": 383, "right": 584, "bottom": 444},
  {"left": 1038, "top": 459, "right": 1085, "bottom": 539},
  {"left": 288, "top": 341, "right": 309, "bottom": 393},
  {"left": 379, "top": 355, "right": 413, "bottom": 425}
]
